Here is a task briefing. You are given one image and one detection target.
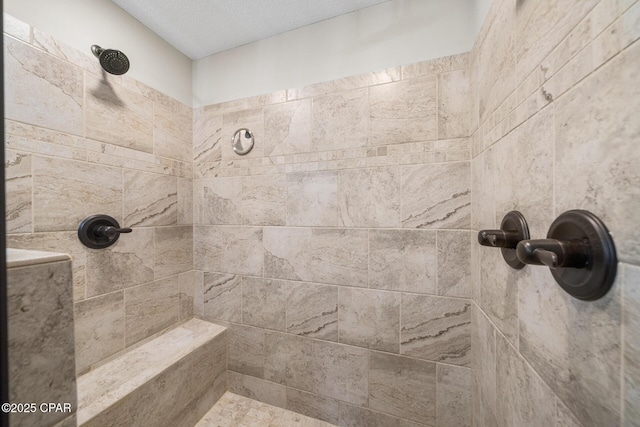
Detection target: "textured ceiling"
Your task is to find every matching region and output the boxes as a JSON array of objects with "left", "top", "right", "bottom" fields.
[{"left": 111, "top": 0, "right": 390, "bottom": 60}]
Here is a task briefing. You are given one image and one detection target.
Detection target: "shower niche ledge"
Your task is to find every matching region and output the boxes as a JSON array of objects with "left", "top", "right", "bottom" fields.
[{"left": 77, "top": 319, "right": 227, "bottom": 427}]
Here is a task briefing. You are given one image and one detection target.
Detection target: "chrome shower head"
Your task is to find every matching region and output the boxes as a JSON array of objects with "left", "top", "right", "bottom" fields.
[{"left": 91, "top": 45, "right": 130, "bottom": 75}]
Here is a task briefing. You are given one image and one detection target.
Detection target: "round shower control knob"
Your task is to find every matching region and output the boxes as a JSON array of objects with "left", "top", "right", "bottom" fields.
[{"left": 78, "top": 215, "right": 132, "bottom": 249}]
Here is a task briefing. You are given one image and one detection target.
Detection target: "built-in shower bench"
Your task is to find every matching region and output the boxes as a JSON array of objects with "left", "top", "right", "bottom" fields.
[{"left": 77, "top": 318, "right": 227, "bottom": 427}]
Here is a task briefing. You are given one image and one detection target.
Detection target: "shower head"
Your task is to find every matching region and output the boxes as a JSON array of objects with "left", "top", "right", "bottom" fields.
[{"left": 91, "top": 45, "right": 130, "bottom": 75}]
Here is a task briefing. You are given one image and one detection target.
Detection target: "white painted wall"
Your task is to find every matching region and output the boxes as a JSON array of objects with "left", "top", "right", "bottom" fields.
[
  {"left": 193, "top": 0, "right": 480, "bottom": 106},
  {"left": 4, "top": 0, "right": 193, "bottom": 106}
]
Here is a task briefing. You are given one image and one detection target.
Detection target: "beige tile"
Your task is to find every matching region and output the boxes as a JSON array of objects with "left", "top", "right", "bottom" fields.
[
  {"left": 437, "top": 230, "right": 471, "bottom": 298},
  {"left": 179, "top": 271, "right": 195, "bottom": 320},
  {"left": 84, "top": 73, "right": 153, "bottom": 152},
  {"left": 154, "top": 102, "right": 193, "bottom": 162},
  {"left": 287, "top": 171, "right": 338, "bottom": 226},
  {"left": 338, "top": 167, "right": 401, "bottom": 227},
  {"left": 32, "top": 156, "right": 122, "bottom": 232},
  {"left": 154, "top": 226, "right": 193, "bottom": 279},
  {"left": 338, "top": 401, "right": 408, "bottom": 427},
  {"left": 401, "top": 294, "right": 471, "bottom": 366},
  {"left": 555, "top": 41, "right": 640, "bottom": 265},
  {"left": 402, "top": 53, "right": 469, "bottom": 79},
  {"left": 74, "top": 291, "right": 124, "bottom": 373},
  {"left": 203, "top": 273, "right": 242, "bottom": 323},
  {"left": 4, "top": 14, "right": 30, "bottom": 43},
  {"left": 264, "top": 99, "right": 312, "bottom": 156},
  {"left": 438, "top": 69, "right": 470, "bottom": 138},
  {"left": 286, "top": 281, "right": 338, "bottom": 342},
  {"left": 124, "top": 277, "right": 180, "bottom": 346},
  {"left": 242, "top": 278, "right": 288, "bottom": 331},
  {"left": 123, "top": 170, "right": 177, "bottom": 227},
  {"left": 556, "top": 399, "right": 583, "bottom": 427},
  {"left": 369, "top": 76, "right": 437, "bottom": 145},
  {"left": 194, "top": 177, "right": 242, "bottom": 225},
  {"left": 286, "top": 388, "right": 340, "bottom": 425},
  {"left": 194, "top": 226, "right": 263, "bottom": 276},
  {"left": 312, "top": 340, "right": 369, "bottom": 406},
  {"left": 31, "top": 27, "right": 102, "bottom": 76},
  {"left": 437, "top": 364, "right": 471, "bottom": 427},
  {"left": 338, "top": 287, "right": 400, "bottom": 353},
  {"left": 221, "top": 108, "right": 264, "bottom": 160},
  {"left": 624, "top": 264, "right": 640, "bottom": 427},
  {"left": 264, "top": 227, "right": 368, "bottom": 287},
  {"left": 5, "top": 151, "right": 32, "bottom": 233},
  {"left": 401, "top": 162, "right": 471, "bottom": 229},
  {"left": 264, "top": 332, "right": 314, "bottom": 391},
  {"left": 193, "top": 107, "right": 222, "bottom": 163},
  {"left": 369, "top": 351, "right": 436, "bottom": 425},
  {"left": 228, "top": 371, "right": 287, "bottom": 409},
  {"left": 369, "top": 229, "right": 437, "bottom": 294},
  {"left": 4, "top": 36, "right": 83, "bottom": 136},
  {"left": 8, "top": 261, "right": 76, "bottom": 427},
  {"left": 288, "top": 68, "right": 400, "bottom": 100},
  {"left": 496, "top": 333, "right": 556, "bottom": 427},
  {"left": 242, "top": 174, "right": 287, "bottom": 226},
  {"left": 518, "top": 263, "right": 622, "bottom": 427},
  {"left": 312, "top": 88, "right": 369, "bottom": 150},
  {"left": 85, "top": 227, "right": 154, "bottom": 297},
  {"left": 227, "top": 323, "right": 265, "bottom": 378},
  {"left": 177, "top": 177, "right": 193, "bottom": 225},
  {"left": 471, "top": 305, "right": 497, "bottom": 422}
]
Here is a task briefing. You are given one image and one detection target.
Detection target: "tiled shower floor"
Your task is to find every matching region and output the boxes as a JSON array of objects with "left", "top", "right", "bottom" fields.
[{"left": 196, "top": 392, "right": 337, "bottom": 427}]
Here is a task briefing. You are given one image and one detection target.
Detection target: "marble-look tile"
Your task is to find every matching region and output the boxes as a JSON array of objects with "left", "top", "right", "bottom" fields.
[
  {"left": 242, "top": 174, "right": 287, "bottom": 226},
  {"left": 338, "top": 167, "right": 400, "bottom": 227},
  {"left": 369, "top": 351, "right": 436, "bottom": 425},
  {"left": 264, "top": 332, "right": 314, "bottom": 391},
  {"left": 5, "top": 150, "right": 32, "bottom": 233},
  {"left": 369, "top": 76, "right": 437, "bottom": 145},
  {"left": 338, "top": 288, "right": 400, "bottom": 353},
  {"left": 401, "top": 294, "right": 471, "bottom": 366},
  {"left": 85, "top": 227, "right": 154, "bottom": 297},
  {"left": 471, "top": 147, "right": 496, "bottom": 231},
  {"left": 8, "top": 261, "right": 76, "bottom": 427},
  {"left": 264, "top": 227, "right": 367, "bottom": 287},
  {"left": 401, "top": 162, "right": 471, "bottom": 229},
  {"left": 221, "top": 107, "right": 264, "bottom": 159},
  {"left": 437, "top": 230, "right": 471, "bottom": 298},
  {"left": 242, "top": 278, "right": 288, "bottom": 331},
  {"left": 124, "top": 277, "right": 180, "bottom": 346},
  {"left": 496, "top": 333, "right": 556, "bottom": 427},
  {"left": 369, "top": 229, "right": 437, "bottom": 294},
  {"left": 194, "top": 226, "right": 263, "bottom": 276},
  {"left": 402, "top": 53, "right": 469, "bottom": 79},
  {"left": 154, "top": 102, "right": 193, "bottom": 162},
  {"left": 4, "top": 14, "right": 30, "bottom": 42},
  {"left": 4, "top": 36, "right": 83, "bottom": 136},
  {"left": 515, "top": 0, "right": 598, "bottom": 83},
  {"left": 52, "top": 414, "right": 77, "bottom": 427},
  {"left": 286, "top": 281, "right": 338, "bottom": 341},
  {"left": 437, "top": 364, "right": 472, "bottom": 427},
  {"left": 193, "top": 107, "right": 222, "bottom": 163},
  {"left": 288, "top": 68, "right": 400, "bottom": 100},
  {"left": 31, "top": 27, "right": 103, "bottom": 77},
  {"left": 471, "top": 304, "right": 497, "bottom": 422},
  {"left": 84, "top": 73, "right": 153, "bottom": 152},
  {"left": 124, "top": 170, "right": 178, "bottom": 227},
  {"left": 32, "top": 156, "right": 122, "bottom": 232},
  {"left": 194, "top": 177, "right": 242, "bottom": 225},
  {"left": 228, "top": 371, "right": 287, "bottom": 408},
  {"left": 203, "top": 273, "right": 242, "bottom": 323},
  {"left": 7, "top": 232, "right": 87, "bottom": 301},
  {"left": 74, "top": 291, "right": 125, "bottom": 373},
  {"left": 438, "top": 69, "right": 470, "bottom": 138},
  {"left": 264, "top": 99, "right": 312, "bottom": 156},
  {"left": 555, "top": 41, "right": 640, "bottom": 265},
  {"left": 154, "top": 226, "right": 193, "bottom": 279},
  {"left": 495, "top": 107, "right": 554, "bottom": 239},
  {"left": 338, "top": 402, "right": 408, "bottom": 427},
  {"left": 624, "top": 264, "right": 640, "bottom": 427},
  {"left": 518, "top": 262, "right": 622, "bottom": 427},
  {"left": 286, "top": 388, "right": 340, "bottom": 425},
  {"left": 556, "top": 399, "right": 583, "bottom": 427},
  {"left": 311, "top": 340, "right": 369, "bottom": 406},
  {"left": 178, "top": 178, "right": 194, "bottom": 225},
  {"left": 287, "top": 171, "right": 338, "bottom": 226},
  {"left": 179, "top": 271, "right": 195, "bottom": 320},
  {"left": 311, "top": 88, "right": 369, "bottom": 150},
  {"left": 476, "top": 0, "right": 516, "bottom": 122},
  {"left": 226, "top": 322, "right": 265, "bottom": 378}
]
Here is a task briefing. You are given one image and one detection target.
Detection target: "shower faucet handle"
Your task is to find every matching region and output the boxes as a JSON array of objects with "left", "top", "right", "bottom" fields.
[
  {"left": 95, "top": 225, "right": 133, "bottom": 238},
  {"left": 478, "top": 229, "right": 521, "bottom": 248},
  {"left": 516, "top": 239, "right": 589, "bottom": 269}
]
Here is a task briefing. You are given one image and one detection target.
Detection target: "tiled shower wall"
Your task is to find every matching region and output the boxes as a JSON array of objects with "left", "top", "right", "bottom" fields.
[
  {"left": 470, "top": 0, "right": 639, "bottom": 426},
  {"left": 192, "top": 54, "right": 473, "bottom": 426},
  {"left": 3, "top": 14, "right": 195, "bottom": 374}
]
